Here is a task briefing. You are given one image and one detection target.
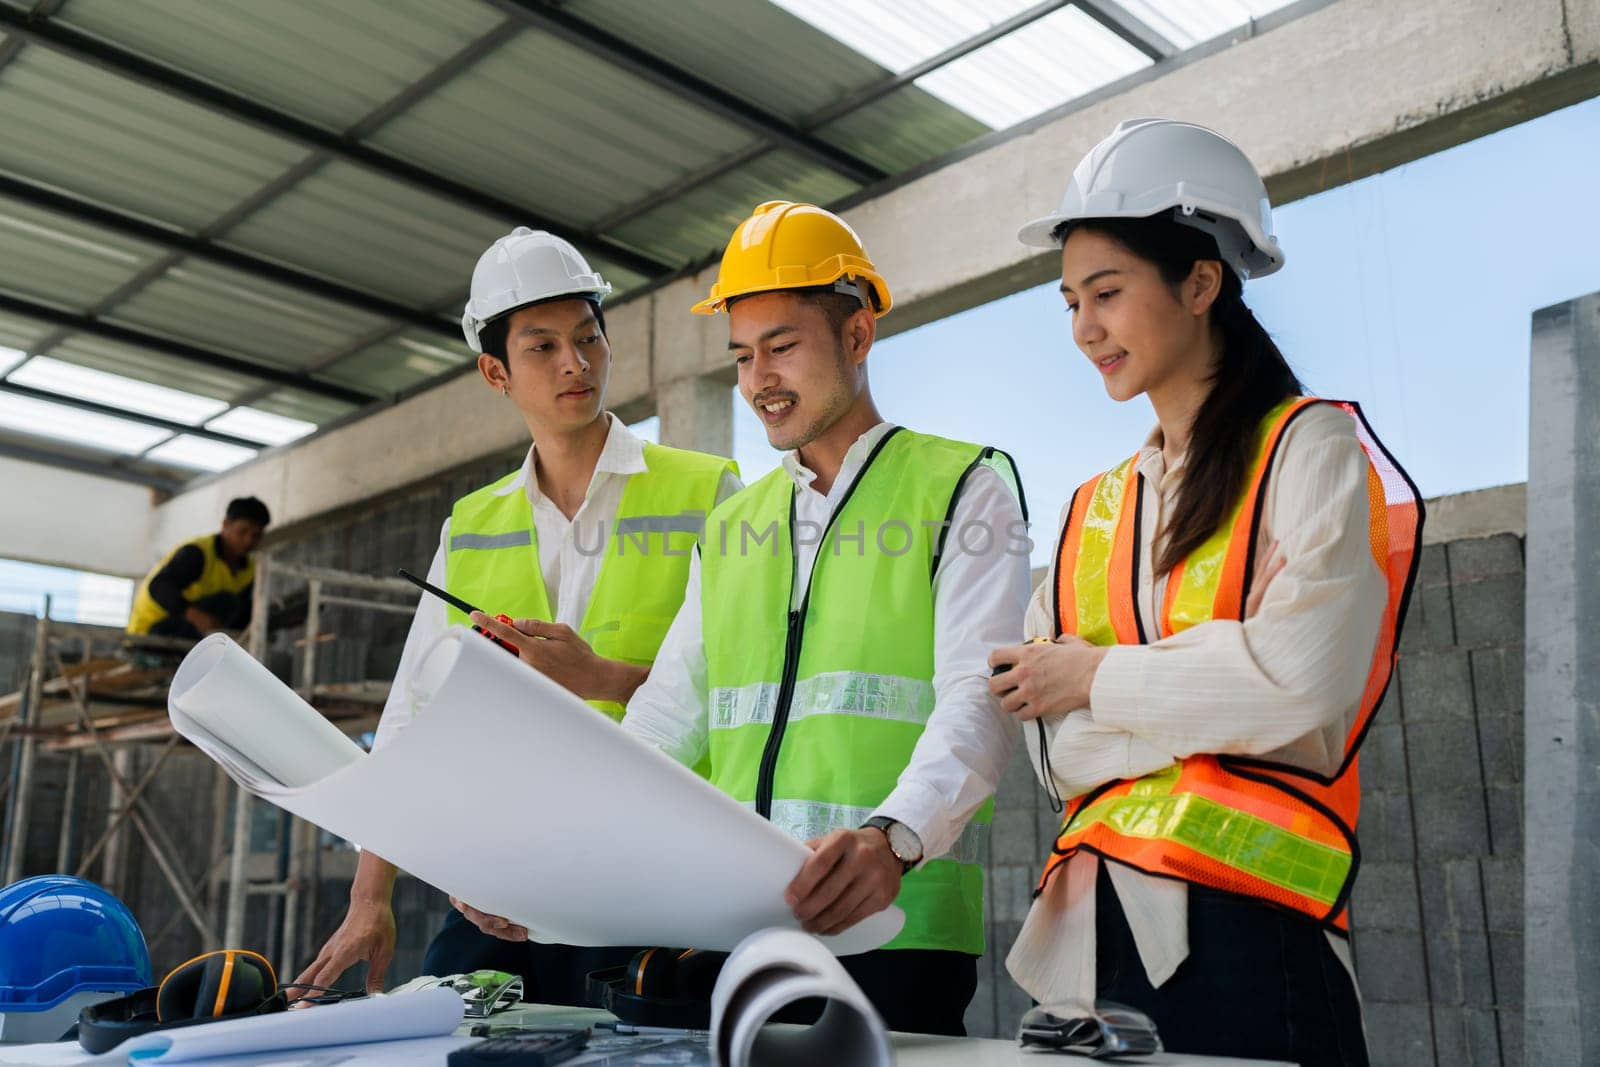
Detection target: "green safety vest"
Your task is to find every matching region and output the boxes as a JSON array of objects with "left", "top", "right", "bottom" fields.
[
  {"left": 700, "top": 428, "right": 1022, "bottom": 954},
  {"left": 446, "top": 441, "right": 735, "bottom": 723}
]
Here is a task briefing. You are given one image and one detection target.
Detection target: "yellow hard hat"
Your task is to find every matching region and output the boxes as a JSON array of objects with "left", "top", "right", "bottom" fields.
[{"left": 691, "top": 201, "right": 892, "bottom": 317}]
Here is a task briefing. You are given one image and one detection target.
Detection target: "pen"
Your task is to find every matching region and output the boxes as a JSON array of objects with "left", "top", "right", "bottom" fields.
[{"left": 396, "top": 568, "right": 520, "bottom": 656}]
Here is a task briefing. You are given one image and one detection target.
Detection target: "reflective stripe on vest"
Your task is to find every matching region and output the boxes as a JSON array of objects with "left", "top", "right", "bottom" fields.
[
  {"left": 127, "top": 535, "right": 255, "bottom": 634},
  {"left": 445, "top": 442, "right": 735, "bottom": 724},
  {"left": 1040, "top": 398, "right": 1421, "bottom": 931},
  {"left": 701, "top": 429, "right": 1022, "bottom": 954}
]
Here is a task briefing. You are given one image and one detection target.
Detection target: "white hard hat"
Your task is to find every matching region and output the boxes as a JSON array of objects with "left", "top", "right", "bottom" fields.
[
  {"left": 461, "top": 227, "right": 613, "bottom": 352},
  {"left": 1018, "top": 117, "right": 1284, "bottom": 279}
]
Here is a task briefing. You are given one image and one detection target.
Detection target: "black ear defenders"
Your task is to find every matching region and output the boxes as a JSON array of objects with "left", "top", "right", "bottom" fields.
[
  {"left": 624, "top": 947, "right": 721, "bottom": 1001},
  {"left": 159, "top": 949, "right": 276, "bottom": 1021},
  {"left": 77, "top": 949, "right": 357, "bottom": 1054},
  {"left": 585, "top": 947, "right": 728, "bottom": 1030}
]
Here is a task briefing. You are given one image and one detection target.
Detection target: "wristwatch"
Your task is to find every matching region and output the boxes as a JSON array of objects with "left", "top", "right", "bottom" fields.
[{"left": 862, "top": 816, "right": 922, "bottom": 874}]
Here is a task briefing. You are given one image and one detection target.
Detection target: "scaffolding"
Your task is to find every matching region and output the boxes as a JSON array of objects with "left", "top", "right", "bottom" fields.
[{"left": 0, "top": 558, "right": 415, "bottom": 979}]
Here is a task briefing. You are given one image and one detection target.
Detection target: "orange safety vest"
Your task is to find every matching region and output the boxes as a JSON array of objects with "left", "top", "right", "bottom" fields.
[{"left": 1037, "top": 397, "right": 1421, "bottom": 930}]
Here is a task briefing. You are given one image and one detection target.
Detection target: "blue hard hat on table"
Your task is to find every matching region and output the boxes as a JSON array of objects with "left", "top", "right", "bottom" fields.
[{"left": 0, "top": 875, "right": 151, "bottom": 1012}]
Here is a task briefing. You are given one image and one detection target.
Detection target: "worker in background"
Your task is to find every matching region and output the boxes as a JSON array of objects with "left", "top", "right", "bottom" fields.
[
  {"left": 991, "top": 119, "right": 1421, "bottom": 1066},
  {"left": 125, "top": 497, "right": 270, "bottom": 638},
  {"left": 293, "top": 228, "right": 740, "bottom": 1007},
  {"left": 479, "top": 202, "right": 1031, "bottom": 1035}
]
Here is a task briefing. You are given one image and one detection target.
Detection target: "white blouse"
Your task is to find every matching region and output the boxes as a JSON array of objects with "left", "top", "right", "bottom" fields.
[{"left": 1006, "top": 402, "right": 1388, "bottom": 1006}]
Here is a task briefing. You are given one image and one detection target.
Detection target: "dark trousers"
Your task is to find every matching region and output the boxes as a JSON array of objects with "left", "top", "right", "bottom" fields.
[
  {"left": 422, "top": 909, "right": 976, "bottom": 1036},
  {"left": 421, "top": 908, "right": 638, "bottom": 1008},
  {"left": 1094, "top": 863, "right": 1369, "bottom": 1066},
  {"left": 833, "top": 948, "right": 976, "bottom": 1037},
  {"left": 148, "top": 592, "right": 248, "bottom": 639}
]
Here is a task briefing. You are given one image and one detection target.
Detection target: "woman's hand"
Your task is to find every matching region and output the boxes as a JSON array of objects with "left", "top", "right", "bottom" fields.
[{"left": 987, "top": 637, "right": 1108, "bottom": 721}]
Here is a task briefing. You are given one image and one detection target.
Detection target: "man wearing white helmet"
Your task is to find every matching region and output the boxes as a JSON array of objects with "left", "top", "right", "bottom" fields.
[
  {"left": 991, "top": 119, "right": 1420, "bottom": 1065},
  {"left": 294, "top": 228, "right": 740, "bottom": 1006}
]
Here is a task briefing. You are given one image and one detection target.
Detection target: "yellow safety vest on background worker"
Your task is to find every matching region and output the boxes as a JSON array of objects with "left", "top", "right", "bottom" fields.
[
  {"left": 127, "top": 536, "right": 255, "bottom": 635},
  {"left": 700, "top": 428, "right": 1022, "bottom": 954},
  {"left": 445, "top": 442, "right": 736, "bottom": 722}
]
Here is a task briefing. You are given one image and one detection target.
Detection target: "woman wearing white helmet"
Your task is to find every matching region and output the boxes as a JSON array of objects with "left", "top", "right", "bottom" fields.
[{"left": 988, "top": 119, "right": 1422, "bottom": 1065}]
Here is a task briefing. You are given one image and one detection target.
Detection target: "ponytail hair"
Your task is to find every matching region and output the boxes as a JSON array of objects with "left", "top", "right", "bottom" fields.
[{"left": 1054, "top": 214, "right": 1302, "bottom": 576}]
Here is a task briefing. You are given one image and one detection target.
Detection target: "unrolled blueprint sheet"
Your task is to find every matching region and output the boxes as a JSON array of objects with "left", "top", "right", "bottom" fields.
[{"left": 168, "top": 629, "right": 903, "bottom": 955}]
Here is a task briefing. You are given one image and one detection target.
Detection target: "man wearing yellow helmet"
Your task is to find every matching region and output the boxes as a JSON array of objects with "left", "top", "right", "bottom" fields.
[{"left": 616, "top": 202, "right": 1031, "bottom": 1034}]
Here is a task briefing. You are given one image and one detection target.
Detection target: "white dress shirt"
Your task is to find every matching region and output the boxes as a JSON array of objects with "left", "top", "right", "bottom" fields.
[
  {"left": 622, "top": 422, "right": 1032, "bottom": 863},
  {"left": 1005, "top": 402, "right": 1387, "bottom": 1005},
  {"left": 373, "top": 415, "right": 741, "bottom": 751}
]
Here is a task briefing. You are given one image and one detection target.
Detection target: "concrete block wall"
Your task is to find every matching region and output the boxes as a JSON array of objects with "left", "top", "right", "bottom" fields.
[{"left": 1352, "top": 533, "right": 1525, "bottom": 1066}]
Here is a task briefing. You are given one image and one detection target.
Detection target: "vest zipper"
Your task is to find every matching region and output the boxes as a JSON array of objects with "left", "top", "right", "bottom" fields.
[
  {"left": 751, "top": 428, "right": 904, "bottom": 821},
  {"left": 756, "top": 607, "right": 803, "bottom": 818}
]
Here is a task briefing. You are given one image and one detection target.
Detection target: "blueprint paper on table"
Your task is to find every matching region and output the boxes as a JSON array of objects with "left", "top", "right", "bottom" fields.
[
  {"left": 167, "top": 629, "right": 904, "bottom": 955},
  {"left": 0, "top": 987, "right": 463, "bottom": 1065},
  {"left": 712, "top": 928, "right": 892, "bottom": 1067}
]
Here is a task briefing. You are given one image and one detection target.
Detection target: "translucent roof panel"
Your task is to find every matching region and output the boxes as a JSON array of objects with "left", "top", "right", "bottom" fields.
[
  {"left": 8, "top": 356, "right": 230, "bottom": 424},
  {"left": 369, "top": 28, "right": 757, "bottom": 233},
  {"left": 57, "top": 0, "right": 504, "bottom": 132},
  {"left": 913, "top": 7, "right": 1152, "bottom": 130},
  {"left": 224, "top": 161, "right": 509, "bottom": 309},
  {"left": 205, "top": 406, "right": 316, "bottom": 446},
  {"left": 321, "top": 331, "right": 472, "bottom": 396},
  {"left": 767, "top": 0, "right": 1039, "bottom": 77},
  {"left": 1114, "top": 0, "right": 1301, "bottom": 49},
  {"left": 0, "top": 47, "right": 311, "bottom": 231},
  {"left": 50, "top": 334, "right": 260, "bottom": 401},
  {"left": 144, "top": 433, "right": 259, "bottom": 472},
  {"left": 0, "top": 194, "right": 166, "bottom": 312},
  {"left": 773, "top": 1, "right": 1150, "bottom": 131},
  {"left": 609, "top": 150, "right": 860, "bottom": 267},
  {"left": 0, "top": 390, "right": 173, "bottom": 454},
  {"left": 109, "top": 260, "right": 391, "bottom": 372}
]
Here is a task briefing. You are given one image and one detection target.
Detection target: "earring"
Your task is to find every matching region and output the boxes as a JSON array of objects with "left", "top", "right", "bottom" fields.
[{"left": 501, "top": 386, "right": 509, "bottom": 397}]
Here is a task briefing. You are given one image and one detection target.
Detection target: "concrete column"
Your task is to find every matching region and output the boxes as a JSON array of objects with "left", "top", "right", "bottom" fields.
[
  {"left": 658, "top": 375, "right": 733, "bottom": 459},
  {"left": 1524, "top": 291, "right": 1600, "bottom": 1063}
]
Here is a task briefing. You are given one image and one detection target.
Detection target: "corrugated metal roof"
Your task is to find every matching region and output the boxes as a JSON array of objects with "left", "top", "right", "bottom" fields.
[
  {"left": 610, "top": 149, "right": 860, "bottom": 267},
  {"left": 247, "top": 388, "right": 360, "bottom": 427},
  {"left": 50, "top": 334, "right": 261, "bottom": 400},
  {"left": 224, "top": 160, "right": 507, "bottom": 309},
  {"left": 566, "top": 0, "right": 895, "bottom": 123},
  {"left": 57, "top": 0, "right": 503, "bottom": 132},
  {"left": 816, "top": 84, "right": 990, "bottom": 173},
  {"left": 321, "top": 329, "right": 470, "bottom": 395},
  {"left": 367, "top": 27, "right": 759, "bottom": 233},
  {"left": 0, "top": 46, "right": 310, "bottom": 231},
  {"left": 0, "top": 0, "right": 1320, "bottom": 485},
  {"left": 108, "top": 260, "right": 391, "bottom": 370},
  {"left": 0, "top": 193, "right": 164, "bottom": 312}
]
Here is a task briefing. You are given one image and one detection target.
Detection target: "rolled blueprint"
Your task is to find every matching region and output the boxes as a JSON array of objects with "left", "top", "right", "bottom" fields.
[
  {"left": 169, "top": 633, "right": 363, "bottom": 788},
  {"left": 169, "top": 628, "right": 904, "bottom": 955},
  {"left": 712, "top": 928, "right": 893, "bottom": 1067}
]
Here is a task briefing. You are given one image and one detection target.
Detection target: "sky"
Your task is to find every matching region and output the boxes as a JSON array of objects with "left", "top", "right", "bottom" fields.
[{"left": 5, "top": 96, "right": 1598, "bottom": 618}]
